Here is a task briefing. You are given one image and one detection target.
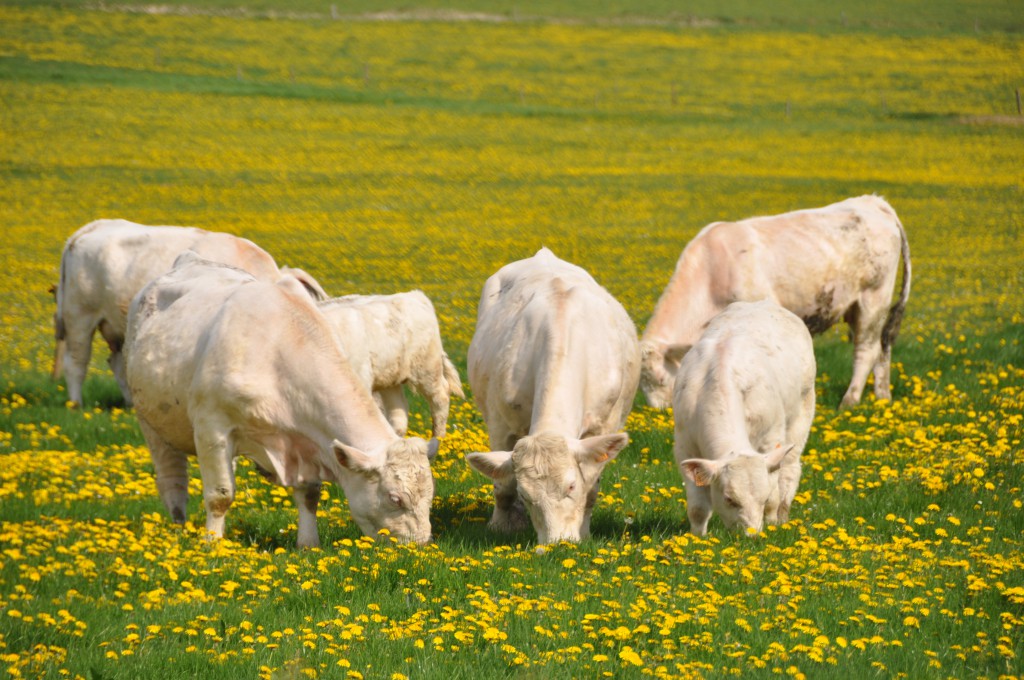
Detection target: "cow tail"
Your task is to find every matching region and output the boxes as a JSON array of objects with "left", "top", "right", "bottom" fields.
[
  {"left": 881, "top": 214, "right": 911, "bottom": 353},
  {"left": 52, "top": 246, "right": 69, "bottom": 380},
  {"left": 442, "top": 353, "right": 465, "bottom": 399}
]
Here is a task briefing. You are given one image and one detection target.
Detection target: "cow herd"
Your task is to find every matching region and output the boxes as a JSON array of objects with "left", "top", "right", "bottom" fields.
[{"left": 51, "top": 195, "right": 910, "bottom": 547}]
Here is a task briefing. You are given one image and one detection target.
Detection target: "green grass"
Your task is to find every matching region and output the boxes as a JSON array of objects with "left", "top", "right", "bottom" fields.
[{"left": 1, "top": 1, "right": 1023, "bottom": 678}]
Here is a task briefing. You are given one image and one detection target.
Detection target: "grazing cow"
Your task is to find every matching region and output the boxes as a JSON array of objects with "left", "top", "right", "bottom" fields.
[
  {"left": 465, "top": 248, "right": 640, "bottom": 544},
  {"left": 53, "top": 219, "right": 328, "bottom": 407},
  {"left": 640, "top": 195, "right": 910, "bottom": 409},
  {"left": 318, "top": 291, "right": 464, "bottom": 438},
  {"left": 125, "top": 252, "right": 435, "bottom": 548},
  {"left": 674, "top": 300, "right": 816, "bottom": 536}
]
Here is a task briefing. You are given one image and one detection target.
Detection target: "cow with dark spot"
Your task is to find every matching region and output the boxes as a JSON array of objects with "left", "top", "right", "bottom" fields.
[{"left": 640, "top": 195, "right": 911, "bottom": 410}]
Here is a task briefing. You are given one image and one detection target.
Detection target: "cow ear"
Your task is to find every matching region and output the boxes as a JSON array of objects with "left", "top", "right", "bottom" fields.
[
  {"left": 333, "top": 440, "right": 381, "bottom": 474},
  {"left": 680, "top": 459, "right": 725, "bottom": 487},
  {"left": 280, "top": 266, "right": 328, "bottom": 301},
  {"left": 664, "top": 344, "right": 691, "bottom": 367},
  {"left": 765, "top": 444, "right": 795, "bottom": 471},
  {"left": 465, "top": 451, "right": 514, "bottom": 483},
  {"left": 576, "top": 433, "right": 629, "bottom": 467}
]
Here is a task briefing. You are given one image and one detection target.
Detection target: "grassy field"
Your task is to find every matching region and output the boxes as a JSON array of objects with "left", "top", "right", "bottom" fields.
[{"left": 1, "top": 2, "right": 1023, "bottom": 678}]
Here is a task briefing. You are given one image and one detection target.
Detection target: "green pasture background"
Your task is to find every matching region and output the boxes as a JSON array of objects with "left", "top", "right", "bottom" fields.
[{"left": 1, "top": 1, "right": 1022, "bottom": 678}]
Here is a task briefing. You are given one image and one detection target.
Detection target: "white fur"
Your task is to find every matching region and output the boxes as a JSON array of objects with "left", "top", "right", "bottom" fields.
[
  {"left": 124, "top": 253, "right": 434, "bottom": 548},
  {"left": 673, "top": 300, "right": 816, "bottom": 536},
  {"left": 465, "top": 248, "right": 640, "bottom": 544},
  {"left": 318, "top": 291, "right": 464, "bottom": 438},
  {"left": 641, "top": 195, "right": 910, "bottom": 409},
  {"left": 53, "top": 219, "right": 327, "bottom": 406}
]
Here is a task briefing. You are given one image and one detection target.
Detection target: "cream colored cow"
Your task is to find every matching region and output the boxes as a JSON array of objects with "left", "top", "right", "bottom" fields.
[
  {"left": 53, "top": 219, "right": 327, "bottom": 406},
  {"left": 641, "top": 195, "right": 910, "bottom": 409},
  {"left": 318, "top": 291, "right": 463, "bottom": 438},
  {"left": 125, "top": 253, "right": 434, "bottom": 548},
  {"left": 674, "top": 300, "right": 816, "bottom": 536},
  {"left": 465, "top": 248, "right": 640, "bottom": 544}
]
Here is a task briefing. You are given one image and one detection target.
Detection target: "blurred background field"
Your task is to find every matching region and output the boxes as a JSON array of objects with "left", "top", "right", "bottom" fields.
[{"left": 0, "top": 2, "right": 1022, "bottom": 678}]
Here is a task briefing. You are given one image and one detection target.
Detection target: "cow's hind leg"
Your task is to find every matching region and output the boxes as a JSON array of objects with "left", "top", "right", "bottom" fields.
[
  {"left": 418, "top": 380, "right": 451, "bottom": 439},
  {"left": 294, "top": 482, "right": 322, "bottom": 549},
  {"left": 61, "top": 319, "right": 96, "bottom": 407},
  {"left": 377, "top": 386, "right": 409, "bottom": 437},
  {"left": 139, "top": 417, "right": 190, "bottom": 524},
  {"left": 194, "top": 418, "right": 236, "bottom": 541},
  {"left": 840, "top": 301, "right": 886, "bottom": 409},
  {"left": 99, "top": 321, "right": 132, "bottom": 407},
  {"left": 872, "top": 344, "right": 893, "bottom": 402}
]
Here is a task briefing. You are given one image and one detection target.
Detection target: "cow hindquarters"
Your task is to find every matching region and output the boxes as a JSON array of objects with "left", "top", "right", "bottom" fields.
[{"left": 140, "top": 418, "right": 190, "bottom": 524}]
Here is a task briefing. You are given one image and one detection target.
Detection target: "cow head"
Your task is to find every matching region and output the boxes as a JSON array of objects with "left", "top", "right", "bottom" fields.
[
  {"left": 467, "top": 432, "right": 628, "bottom": 544},
  {"left": 333, "top": 437, "right": 437, "bottom": 544},
  {"left": 639, "top": 341, "right": 689, "bottom": 409},
  {"left": 679, "top": 445, "right": 794, "bottom": 535}
]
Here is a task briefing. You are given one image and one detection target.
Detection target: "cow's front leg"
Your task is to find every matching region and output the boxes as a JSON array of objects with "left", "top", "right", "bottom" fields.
[
  {"left": 684, "top": 478, "right": 713, "bottom": 536},
  {"left": 294, "top": 482, "right": 322, "bottom": 549},
  {"left": 490, "top": 478, "right": 528, "bottom": 533},
  {"left": 580, "top": 478, "right": 601, "bottom": 540},
  {"left": 194, "top": 424, "right": 235, "bottom": 541}
]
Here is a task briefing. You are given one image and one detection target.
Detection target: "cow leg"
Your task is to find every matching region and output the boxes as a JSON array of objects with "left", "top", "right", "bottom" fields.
[
  {"left": 420, "top": 381, "right": 451, "bottom": 439},
  {"left": 61, "top": 321, "right": 95, "bottom": 407},
  {"left": 580, "top": 478, "right": 601, "bottom": 539},
  {"left": 840, "top": 303, "right": 885, "bottom": 409},
  {"left": 776, "top": 392, "right": 813, "bottom": 524},
  {"left": 490, "top": 477, "right": 528, "bottom": 533},
  {"left": 684, "top": 478, "right": 712, "bottom": 536},
  {"left": 873, "top": 344, "right": 893, "bottom": 402},
  {"left": 99, "top": 321, "right": 132, "bottom": 407},
  {"left": 675, "top": 436, "right": 712, "bottom": 536},
  {"left": 293, "top": 482, "right": 322, "bottom": 549},
  {"left": 194, "top": 421, "right": 236, "bottom": 541},
  {"left": 485, "top": 427, "right": 527, "bottom": 532},
  {"left": 139, "top": 417, "right": 189, "bottom": 524},
  {"left": 377, "top": 386, "right": 409, "bottom": 437}
]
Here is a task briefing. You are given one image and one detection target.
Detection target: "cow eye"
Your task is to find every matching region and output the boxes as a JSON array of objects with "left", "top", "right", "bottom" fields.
[
  {"left": 388, "top": 492, "right": 404, "bottom": 508},
  {"left": 724, "top": 494, "right": 741, "bottom": 508},
  {"left": 566, "top": 482, "right": 576, "bottom": 497}
]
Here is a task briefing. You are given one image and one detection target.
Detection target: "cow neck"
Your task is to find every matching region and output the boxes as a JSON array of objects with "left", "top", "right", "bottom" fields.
[
  {"left": 644, "top": 243, "right": 717, "bottom": 348},
  {"left": 529, "top": 301, "right": 588, "bottom": 440},
  {"left": 295, "top": 342, "right": 399, "bottom": 457},
  {"left": 703, "top": 348, "right": 756, "bottom": 456}
]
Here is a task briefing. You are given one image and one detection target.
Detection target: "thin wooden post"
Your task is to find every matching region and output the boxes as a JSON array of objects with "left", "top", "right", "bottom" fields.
[{"left": 1017, "top": 88, "right": 1022, "bottom": 115}]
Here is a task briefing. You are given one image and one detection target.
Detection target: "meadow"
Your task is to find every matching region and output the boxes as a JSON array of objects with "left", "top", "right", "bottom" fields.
[{"left": 1, "top": 2, "right": 1023, "bottom": 678}]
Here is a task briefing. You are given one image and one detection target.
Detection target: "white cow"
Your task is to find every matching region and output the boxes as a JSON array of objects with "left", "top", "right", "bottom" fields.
[
  {"left": 53, "top": 218, "right": 328, "bottom": 407},
  {"left": 674, "top": 300, "right": 816, "bottom": 536},
  {"left": 640, "top": 195, "right": 910, "bottom": 409},
  {"left": 125, "top": 252, "right": 435, "bottom": 548},
  {"left": 318, "top": 291, "right": 464, "bottom": 438},
  {"left": 465, "top": 248, "right": 640, "bottom": 544}
]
